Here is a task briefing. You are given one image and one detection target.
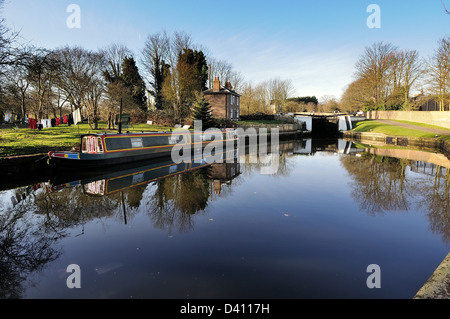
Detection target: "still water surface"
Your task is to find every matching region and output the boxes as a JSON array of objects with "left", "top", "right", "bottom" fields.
[{"left": 1, "top": 138, "right": 449, "bottom": 299}]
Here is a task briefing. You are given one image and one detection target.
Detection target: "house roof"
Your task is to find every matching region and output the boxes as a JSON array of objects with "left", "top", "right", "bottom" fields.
[{"left": 203, "top": 85, "right": 241, "bottom": 96}]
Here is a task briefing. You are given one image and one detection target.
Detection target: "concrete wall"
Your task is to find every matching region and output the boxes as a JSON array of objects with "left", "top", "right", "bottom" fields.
[{"left": 365, "top": 111, "right": 450, "bottom": 129}]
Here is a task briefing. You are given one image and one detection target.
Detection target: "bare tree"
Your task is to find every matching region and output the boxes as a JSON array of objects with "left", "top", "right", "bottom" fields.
[
  {"left": 84, "top": 51, "right": 106, "bottom": 130},
  {"left": 442, "top": 0, "right": 450, "bottom": 14},
  {"left": 355, "top": 42, "right": 398, "bottom": 109},
  {"left": 427, "top": 37, "right": 450, "bottom": 111},
  {"left": 266, "top": 78, "right": 295, "bottom": 113},
  {"left": 26, "top": 48, "right": 60, "bottom": 120},
  {"left": 340, "top": 77, "right": 372, "bottom": 112},
  {"left": 141, "top": 32, "right": 170, "bottom": 110},
  {"left": 5, "top": 48, "right": 33, "bottom": 118},
  {"left": 388, "top": 49, "right": 424, "bottom": 109},
  {"left": 53, "top": 46, "right": 92, "bottom": 113},
  {"left": 101, "top": 43, "right": 132, "bottom": 83},
  {"left": 0, "top": 0, "right": 28, "bottom": 75},
  {"left": 354, "top": 42, "right": 425, "bottom": 110},
  {"left": 207, "top": 58, "right": 245, "bottom": 93}
]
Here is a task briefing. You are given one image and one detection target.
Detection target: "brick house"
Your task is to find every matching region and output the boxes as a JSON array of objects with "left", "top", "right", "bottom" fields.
[{"left": 202, "top": 77, "right": 240, "bottom": 121}]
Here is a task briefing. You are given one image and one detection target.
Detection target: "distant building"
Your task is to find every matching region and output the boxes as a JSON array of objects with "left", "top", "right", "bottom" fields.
[
  {"left": 203, "top": 77, "right": 240, "bottom": 121},
  {"left": 412, "top": 92, "right": 440, "bottom": 111}
]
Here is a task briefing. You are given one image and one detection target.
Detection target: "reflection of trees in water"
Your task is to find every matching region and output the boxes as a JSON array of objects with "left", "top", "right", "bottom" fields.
[
  {"left": 341, "top": 153, "right": 450, "bottom": 244},
  {"left": 238, "top": 150, "right": 294, "bottom": 178},
  {"left": 0, "top": 193, "right": 62, "bottom": 299},
  {"left": 417, "top": 166, "right": 450, "bottom": 244},
  {"left": 33, "top": 184, "right": 128, "bottom": 231},
  {"left": 340, "top": 154, "right": 411, "bottom": 215},
  {"left": 141, "top": 168, "right": 211, "bottom": 234}
]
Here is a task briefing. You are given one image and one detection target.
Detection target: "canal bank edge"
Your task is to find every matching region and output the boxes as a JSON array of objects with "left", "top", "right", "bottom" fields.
[
  {"left": 343, "top": 131, "right": 450, "bottom": 159},
  {"left": 414, "top": 253, "right": 450, "bottom": 299}
]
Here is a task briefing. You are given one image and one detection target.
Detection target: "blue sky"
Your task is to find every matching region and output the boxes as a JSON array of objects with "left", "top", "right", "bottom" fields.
[{"left": 3, "top": 0, "right": 450, "bottom": 100}]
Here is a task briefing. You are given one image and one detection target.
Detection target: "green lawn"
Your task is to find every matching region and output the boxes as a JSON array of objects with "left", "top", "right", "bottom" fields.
[
  {"left": 0, "top": 121, "right": 173, "bottom": 157},
  {"left": 352, "top": 120, "right": 450, "bottom": 141}
]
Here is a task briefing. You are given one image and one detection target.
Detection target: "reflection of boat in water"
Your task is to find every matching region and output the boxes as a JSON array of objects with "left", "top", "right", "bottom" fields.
[
  {"left": 49, "top": 149, "right": 239, "bottom": 197},
  {"left": 48, "top": 129, "right": 238, "bottom": 169}
]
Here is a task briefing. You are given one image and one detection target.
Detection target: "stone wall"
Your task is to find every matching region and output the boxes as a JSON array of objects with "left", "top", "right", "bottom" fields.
[{"left": 365, "top": 111, "right": 450, "bottom": 129}]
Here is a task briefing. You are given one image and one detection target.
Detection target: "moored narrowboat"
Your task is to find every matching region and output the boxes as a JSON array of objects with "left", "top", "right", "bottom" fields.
[{"left": 48, "top": 129, "right": 238, "bottom": 169}]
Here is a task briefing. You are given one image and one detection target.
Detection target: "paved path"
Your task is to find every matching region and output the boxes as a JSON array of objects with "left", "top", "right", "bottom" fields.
[{"left": 374, "top": 119, "right": 450, "bottom": 135}]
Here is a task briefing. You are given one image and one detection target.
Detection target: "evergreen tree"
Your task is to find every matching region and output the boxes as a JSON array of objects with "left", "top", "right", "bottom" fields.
[
  {"left": 121, "top": 57, "right": 147, "bottom": 111},
  {"left": 192, "top": 95, "right": 214, "bottom": 130},
  {"left": 152, "top": 58, "right": 169, "bottom": 110}
]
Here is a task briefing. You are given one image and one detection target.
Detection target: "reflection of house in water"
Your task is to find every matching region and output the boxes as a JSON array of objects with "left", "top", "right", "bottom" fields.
[{"left": 208, "top": 162, "right": 240, "bottom": 199}]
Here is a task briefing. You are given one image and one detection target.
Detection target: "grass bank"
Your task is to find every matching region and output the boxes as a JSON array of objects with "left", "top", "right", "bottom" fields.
[
  {"left": 0, "top": 121, "right": 172, "bottom": 157},
  {"left": 351, "top": 120, "right": 450, "bottom": 141}
]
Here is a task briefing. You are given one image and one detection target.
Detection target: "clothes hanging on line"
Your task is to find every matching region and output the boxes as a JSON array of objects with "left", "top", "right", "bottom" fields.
[
  {"left": 29, "top": 118, "right": 38, "bottom": 130},
  {"left": 4, "top": 111, "right": 12, "bottom": 123},
  {"left": 40, "top": 119, "right": 52, "bottom": 128},
  {"left": 73, "top": 108, "right": 82, "bottom": 125}
]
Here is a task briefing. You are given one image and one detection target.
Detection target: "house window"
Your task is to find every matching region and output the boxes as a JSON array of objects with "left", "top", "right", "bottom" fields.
[{"left": 237, "top": 97, "right": 239, "bottom": 106}]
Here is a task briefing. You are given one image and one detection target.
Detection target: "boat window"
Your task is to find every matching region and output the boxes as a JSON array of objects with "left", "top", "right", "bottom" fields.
[
  {"left": 82, "top": 137, "right": 87, "bottom": 152},
  {"left": 130, "top": 138, "right": 143, "bottom": 148},
  {"left": 169, "top": 134, "right": 185, "bottom": 145},
  {"left": 82, "top": 136, "right": 104, "bottom": 154},
  {"left": 88, "top": 136, "right": 97, "bottom": 153},
  {"left": 97, "top": 137, "right": 104, "bottom": 153}
]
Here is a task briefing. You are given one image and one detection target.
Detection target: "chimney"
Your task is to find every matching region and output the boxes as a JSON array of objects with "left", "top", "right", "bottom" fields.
[
  {"left": 213, "top": 77, "right": 220, "bottom": 91},
  {"left": 225, "top": 82, "right": 232, "bottom": 90}
]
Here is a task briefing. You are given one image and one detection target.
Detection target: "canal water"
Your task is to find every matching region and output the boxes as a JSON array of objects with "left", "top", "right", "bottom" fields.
[{"left": 0, "top": 138, "right": 448, "bottom": 299}]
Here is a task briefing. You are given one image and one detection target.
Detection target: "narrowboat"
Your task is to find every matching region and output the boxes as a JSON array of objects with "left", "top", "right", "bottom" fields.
[{"left": 48, "top": 129, "right": 238, "bottom": 169}]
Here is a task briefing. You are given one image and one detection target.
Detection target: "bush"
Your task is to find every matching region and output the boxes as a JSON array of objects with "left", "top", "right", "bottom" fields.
[
  {"left": 128, "top": 108, "right": 148, "bottom": 123},
  {"left": 147, "top": 110, "right": 177, "bottom": 127},
  {"left": 213, "top": 117, "right": 237, "bottom": 128}
]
